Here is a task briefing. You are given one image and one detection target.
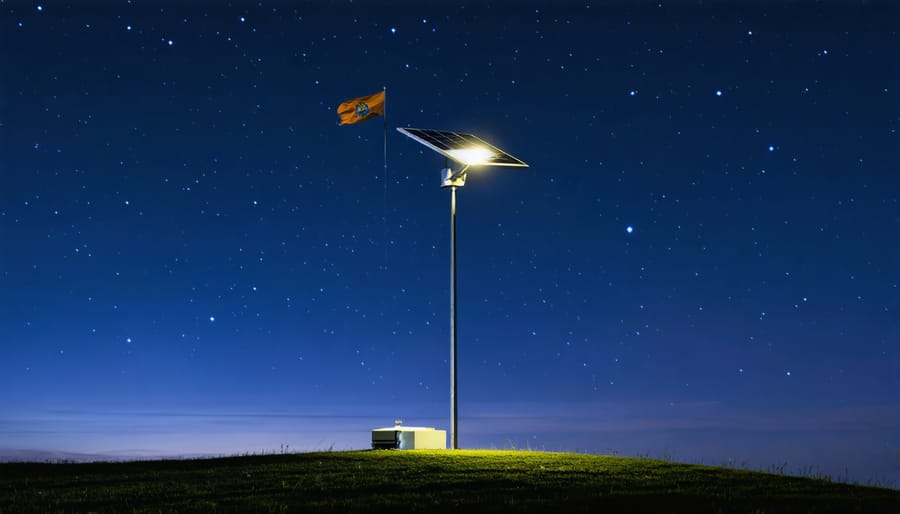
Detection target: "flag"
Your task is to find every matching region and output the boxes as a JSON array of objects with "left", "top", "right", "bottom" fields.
[{"left": 336, "top": 90, "right": 385, "bottom": 125}]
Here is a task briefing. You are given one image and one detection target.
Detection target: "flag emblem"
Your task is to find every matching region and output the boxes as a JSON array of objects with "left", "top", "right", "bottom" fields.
[{"left": 355, "top": 101, "right": 370, "bottom": 118}]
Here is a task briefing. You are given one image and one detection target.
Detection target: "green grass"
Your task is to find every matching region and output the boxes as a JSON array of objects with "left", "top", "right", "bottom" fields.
[{"left": 1, "top": 450, "right": 898, "bottom": 513}]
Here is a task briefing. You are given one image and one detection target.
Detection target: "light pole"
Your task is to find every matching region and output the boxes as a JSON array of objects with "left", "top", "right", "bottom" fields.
[
  {"left": 443, "top": 164, "right": 468, "bottom": 450},
  {"left": 397, "top": 128, "right": 528, "bottom": 450},
  {"left": 450, "top": 184, "right": 458, "bottom": 450}
]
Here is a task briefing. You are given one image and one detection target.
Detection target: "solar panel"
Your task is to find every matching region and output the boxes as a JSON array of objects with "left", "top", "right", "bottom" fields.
[{"left": 397, "top": 128, "right": 528, "bottom": 167}]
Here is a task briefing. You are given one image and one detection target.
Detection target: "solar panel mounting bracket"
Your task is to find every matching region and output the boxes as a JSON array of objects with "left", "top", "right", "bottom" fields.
[{"left": 441, "top": 166, "right": 469, "bottom": 188}]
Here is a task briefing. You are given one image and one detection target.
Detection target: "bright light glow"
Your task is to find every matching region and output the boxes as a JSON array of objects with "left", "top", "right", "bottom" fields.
[{"left": 447, "top": 147, "right": 495, "bottom": 165}]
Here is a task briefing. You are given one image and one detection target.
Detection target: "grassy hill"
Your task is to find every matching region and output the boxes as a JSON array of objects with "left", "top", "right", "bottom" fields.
[{"left": 1, "top": 450, "right": 898, "bottom": 513}]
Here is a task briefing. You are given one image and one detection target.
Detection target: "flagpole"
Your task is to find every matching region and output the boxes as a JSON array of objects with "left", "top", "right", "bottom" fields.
[
  {"left": 382, "top": 86, "right": 388, "bottom": 270},
  {"left": 383, "top": 86, "right": 387, "bottom": 175}
]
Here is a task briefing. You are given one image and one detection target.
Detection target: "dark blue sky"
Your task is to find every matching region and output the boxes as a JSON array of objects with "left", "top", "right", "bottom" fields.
[{"left": 2, "top": 1, "right": 898, "bottom": 485}]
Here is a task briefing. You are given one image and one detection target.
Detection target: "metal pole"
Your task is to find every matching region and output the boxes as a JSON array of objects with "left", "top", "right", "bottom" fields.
[{"left": 450, "top": 185, "right": 458, "bottom": 450}]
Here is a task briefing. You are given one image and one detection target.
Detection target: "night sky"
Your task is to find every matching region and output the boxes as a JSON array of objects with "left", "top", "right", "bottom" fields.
[{"left": 2, "top": 1, "right": 898, "bottom": 485}]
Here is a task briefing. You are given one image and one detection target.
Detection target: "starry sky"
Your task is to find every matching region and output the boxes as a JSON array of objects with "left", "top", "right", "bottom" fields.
[{"left": 2, "top": 0, "right": 898, "bottom": 485}]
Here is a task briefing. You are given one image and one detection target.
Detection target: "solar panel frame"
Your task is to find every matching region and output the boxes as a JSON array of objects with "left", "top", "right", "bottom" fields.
[{"left": 397, "top": 127, "right": 528, "bottom": 167}]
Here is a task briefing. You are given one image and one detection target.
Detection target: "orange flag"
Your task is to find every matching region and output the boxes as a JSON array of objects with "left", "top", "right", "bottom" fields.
[{"left": 336, "top": 90, "right": 385, "bottom": 125}]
